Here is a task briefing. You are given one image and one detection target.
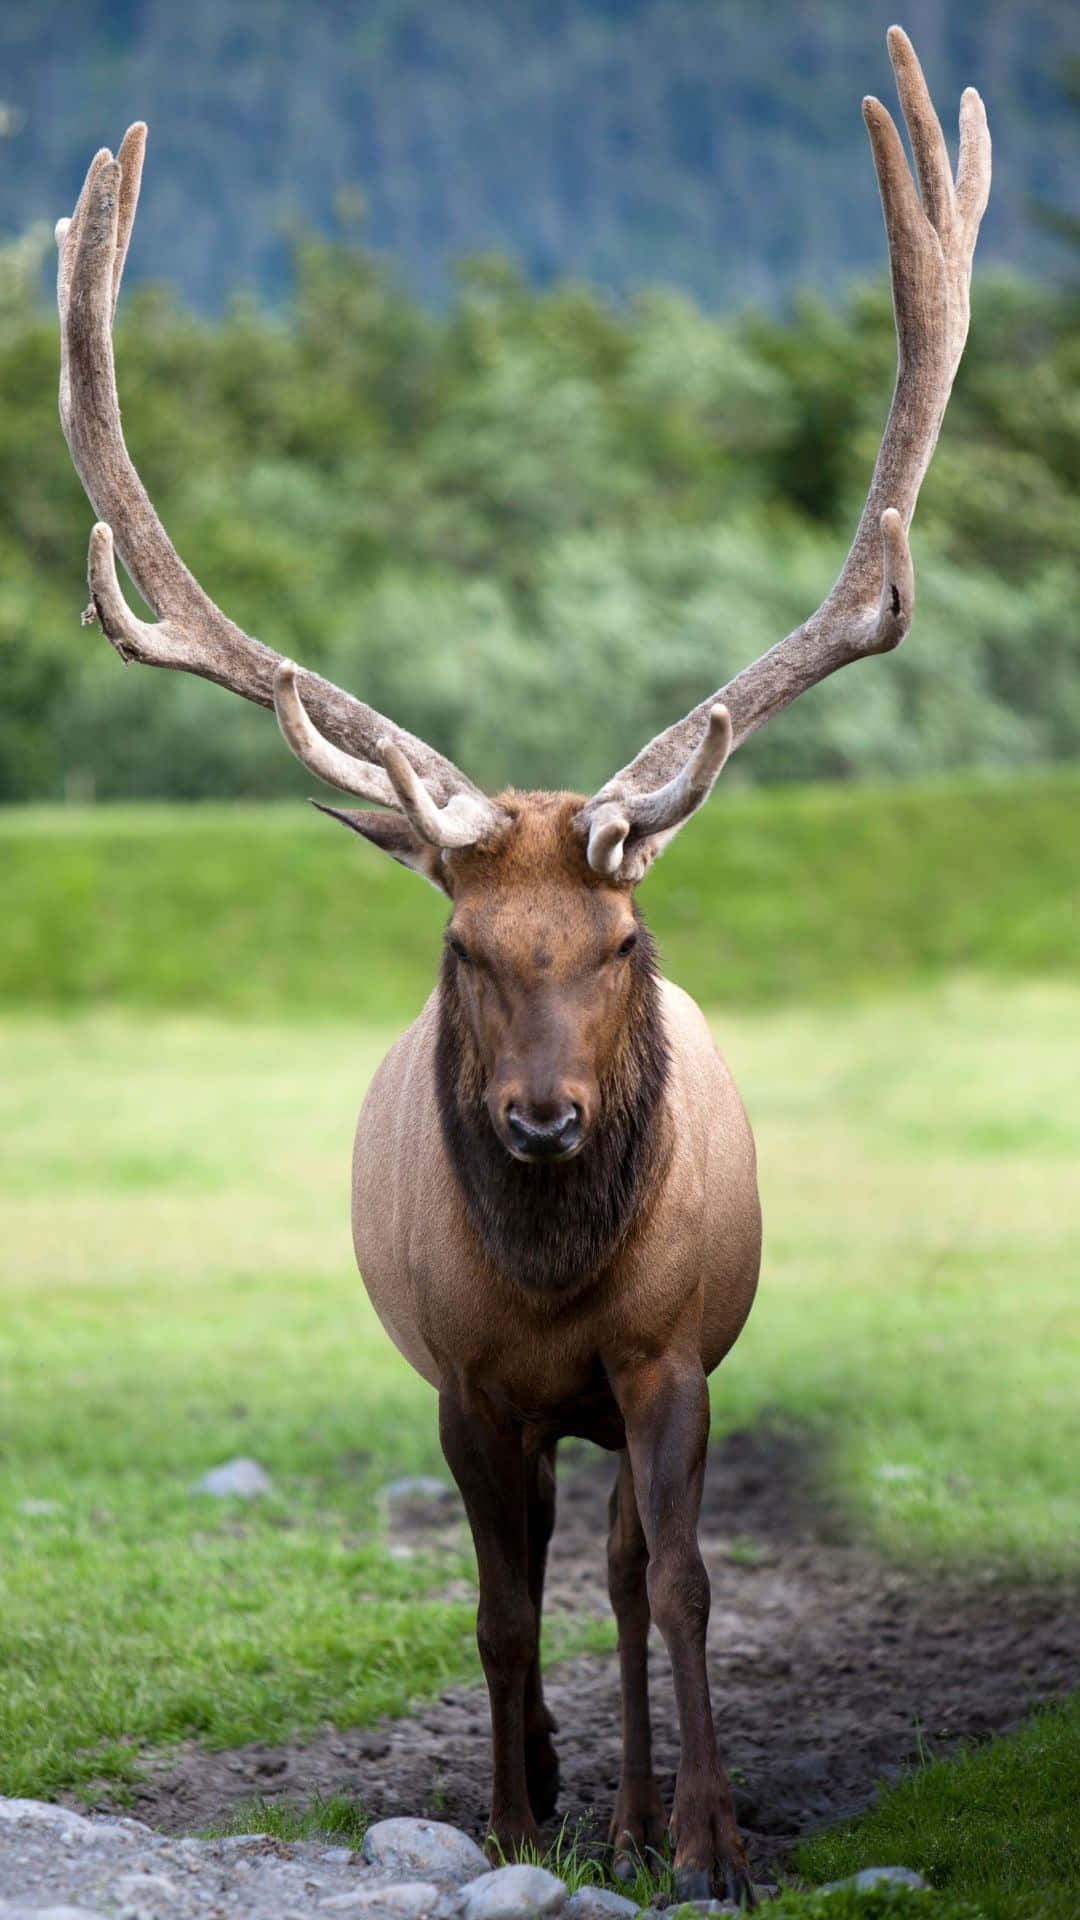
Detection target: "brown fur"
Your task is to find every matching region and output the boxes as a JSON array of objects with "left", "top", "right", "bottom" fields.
[{"left": 434, "top": 915, "right": 668, "bottom": 1296}]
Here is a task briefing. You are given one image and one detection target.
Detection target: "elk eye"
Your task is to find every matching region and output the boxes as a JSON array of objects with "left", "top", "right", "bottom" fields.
[
  {"left": 446, "top": 933, "right": 471, "bottom": 965},
  {"left": 615, "top": 931, "right": 638, "bottom": 960}
]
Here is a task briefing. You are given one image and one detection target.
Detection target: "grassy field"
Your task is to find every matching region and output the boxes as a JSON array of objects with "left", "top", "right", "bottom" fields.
[
  {"left": 2, "top": 780, "right": 1078, "bottom": 1917},
  {"left": 1, "top": 982, "right": 1077, "bottom": 1813},
  {"left": 1, "top": 767, "right": 1078, "bottom": 1016}
]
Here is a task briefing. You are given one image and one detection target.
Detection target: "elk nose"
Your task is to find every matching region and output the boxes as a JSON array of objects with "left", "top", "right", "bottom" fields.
[{"left": 505, "top": 1102, "right": 582, "bottom": 1162}]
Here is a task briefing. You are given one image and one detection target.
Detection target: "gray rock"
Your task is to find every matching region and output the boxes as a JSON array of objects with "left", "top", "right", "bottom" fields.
[
  {"left": 16, "top": 1498, "right": 63, "bottom": 1517},
  {"left": 461, "top": 1864, "right": 567, "bottom": 1920},
  {"left": 320, "top": 1881, "right": 443, "bottom": 1913},
  {"left": 191, "top": 1456, "right": 274, "bottom": 1497},
  {"left": 821, "top": 1865, "right": 930, "bottom": 1894},
  {"left": 565, "top": 1892, "right": 639, "bottom": 1920},
  {"left": 0, "top": 1908, "right": 107, "bottom": 1919},
  {"left": 381, "top": 1476, "right": 456, "bottom": 1506},
  {"left": 110, "top": 1869, "right": 181, "bottom": 1909},
  {"left": 361, "top": 1819, "right": 491, "bottom": 1890}
]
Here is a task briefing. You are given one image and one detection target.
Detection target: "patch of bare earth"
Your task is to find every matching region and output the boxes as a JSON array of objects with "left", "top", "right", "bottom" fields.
[{"left": 85, "top": 1428, "right": 1080, "bottom": 1878}]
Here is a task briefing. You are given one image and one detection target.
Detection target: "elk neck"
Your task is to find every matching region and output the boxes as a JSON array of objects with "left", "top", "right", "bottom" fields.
[{"left": 434, "top": 919, "right": 671, "bottom": 1298}]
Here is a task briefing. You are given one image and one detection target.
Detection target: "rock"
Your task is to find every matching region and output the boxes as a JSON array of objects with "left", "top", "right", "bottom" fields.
[
  {"left": 361, "top": 1818, "right": 491, "bottom": 1889},
  {"left": 380, "top": 1478, "right": 462, "bottom": 1528},
  {"left": 461, "top": 1865, "right": 567, "bottom": 1920},
  {"left": 821, "top": 1865, "right": 930, "bottom": 1893},
  {"left": 0, "top": 1800, "right": 100, "bottom": 1841},
  {"left": 110, "top": 1869, "right": 181, "bottom": 1909},
  {"left": 16, "top": 1498, "right": 63, "bottom": 1516},
  {"left": 565, "top": 1891, "right": 639, "bottom": 1920},
  {"left": 320, "top": 1881, "right": 444, "bottom": 1913},
  {"left": 191, "top": 1456, "right": 274, "bottom": 1497},
  {"left": 0, "top": 1908, "right": 107, "bottom": 1919}
]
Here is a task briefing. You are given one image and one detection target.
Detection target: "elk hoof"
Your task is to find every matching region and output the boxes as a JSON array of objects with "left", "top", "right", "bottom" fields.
[
  {"left": 673, "top": 1867, "right": 712, "bottom": 1902},
  {"left": 723, "top": 1865, "right": 757, "bottom": 1909}
]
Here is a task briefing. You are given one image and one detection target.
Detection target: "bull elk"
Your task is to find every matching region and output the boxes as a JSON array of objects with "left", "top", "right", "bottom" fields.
[{"left": 55, "top": 29, "right": 989, "bottom": 1905}]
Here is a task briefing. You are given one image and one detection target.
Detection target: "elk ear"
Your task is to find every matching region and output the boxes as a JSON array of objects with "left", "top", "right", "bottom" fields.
[
  {"left": 618, "top": 826, "right": 683, "bottom": 888},
  {"left": 311, "top": 802, "right": 450, "bottom": 894}
]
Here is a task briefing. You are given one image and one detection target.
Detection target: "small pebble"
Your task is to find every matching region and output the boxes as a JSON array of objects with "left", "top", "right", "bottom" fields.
[
  {"left": 565, "top": 1892, "right": 639, "bottom": 1920},
  {"left": 361, "top": 1818, "right": 491, "bottom": 1889},
  {"left": 191, "top": 1456, "right": 274, "bottom": 1497},
  {"left": 821, "top": 1865, "right": 930, "bottom": 1893},
  {"left": 461, "top": 1864, "right": 567, "bottom": 1920}
]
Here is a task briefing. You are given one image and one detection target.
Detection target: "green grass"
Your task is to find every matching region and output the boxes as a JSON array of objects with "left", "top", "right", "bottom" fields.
[
  {"left": 2, "top": 767, "right": 1078, "bottom": 1016},
  {"left": 203, "top": 1791, "right": 370, "bottom": 1848},
  {"left": 796, "top": 1692, "right": 1080, "bottom": 1920},
  {"left": 1, "top": 982, "right": 1077, "bottom": 1821}
]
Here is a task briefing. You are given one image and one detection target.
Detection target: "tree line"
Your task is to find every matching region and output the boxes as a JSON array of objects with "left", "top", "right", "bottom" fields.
[{"left": 1, "top": 221, "right": 1076, "bottom": 802}]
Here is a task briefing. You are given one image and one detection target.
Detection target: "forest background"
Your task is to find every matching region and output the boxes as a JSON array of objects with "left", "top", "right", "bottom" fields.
[{"left": 0, "top": 0, "right": 1077, "bottom": 807}]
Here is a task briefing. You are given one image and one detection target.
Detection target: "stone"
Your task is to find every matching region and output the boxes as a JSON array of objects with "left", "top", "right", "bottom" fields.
[
  {"left": 320, "top": 1882, "right": 443, "bottom": 1913},
  {"left": 16, "top": 1498, "right": 63, "bottom": 1516},
  {"left": 0, "top": 1908, "right": 107, "bottom": 1920},
  {"left": 191, "top": 1456, "right": 274, "bottom": 1497},
  {"left": 0, "top": 1800, "right": 99, "bottom": 1842},
  {"left": 565, "top": 1892, "right": 639, "bottom": 1920},
  {"left": 821, "top": 1865, "right": 930, "bottom": 1894},
  {"left": 360, "top": 1818, "right": 491, "bottom": 1889},
  {"left": 381, "top": 1476, "right": 455, "bottom": 1505},
  {"left": 110, "top": 1869, "right": 181, "bottom": 1907},
  {"left": 461, "top": 1864, "right": 567, "bottom": 1920}
]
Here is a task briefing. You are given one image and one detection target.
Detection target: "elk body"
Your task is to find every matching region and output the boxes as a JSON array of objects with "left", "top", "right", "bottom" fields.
[{"left": 55, "top": 30, "right": 989, "bottom": 1905}]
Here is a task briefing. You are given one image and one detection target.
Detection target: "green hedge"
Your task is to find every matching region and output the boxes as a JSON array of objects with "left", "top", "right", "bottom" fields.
[{"left": 2, "top": 767, "right": 1076, "bottom": 1017}]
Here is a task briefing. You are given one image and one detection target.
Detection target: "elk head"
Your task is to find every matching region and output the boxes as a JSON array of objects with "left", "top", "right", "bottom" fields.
[
  {"left": 274, "top": 653, "right": 732, "bottom": 1163},
  {"left": 55, "top": 31, "right": 990, "bottom": 1173}
]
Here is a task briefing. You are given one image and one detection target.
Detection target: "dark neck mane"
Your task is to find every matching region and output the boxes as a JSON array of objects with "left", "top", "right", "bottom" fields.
[{"left": 434, "top": 927, "right": 670, "bottom": 1298}]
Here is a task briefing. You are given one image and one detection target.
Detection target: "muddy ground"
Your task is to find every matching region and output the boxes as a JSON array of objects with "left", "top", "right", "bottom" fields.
[{"left": 90, "top": 1428, "right": 1079, "bottom": 1879}]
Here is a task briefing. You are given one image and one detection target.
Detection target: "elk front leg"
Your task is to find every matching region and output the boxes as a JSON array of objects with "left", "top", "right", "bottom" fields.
[
  {"left": 607, "top": 1351, "right": 754, "bottom": 1908},
  {"left": 439, "top": 1385, "right": 539, "bottom": 1856},
  {"left": 607, "top": 1448, "right": 667, "bottom": 1875},
  {"left": 523, "top": 1441, "right": 560, "bottom": 1823}
]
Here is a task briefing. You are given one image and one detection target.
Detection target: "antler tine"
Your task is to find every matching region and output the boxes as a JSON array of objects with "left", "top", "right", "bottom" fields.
[
  {"left": 56, "top": 128, "right": 482, "bottom": 812},
  {"left": 578, "top": 27, "right": 990, "bottom": 873},
  {"left": 273, "top": 663, "right": 508, "bottom": 842}
]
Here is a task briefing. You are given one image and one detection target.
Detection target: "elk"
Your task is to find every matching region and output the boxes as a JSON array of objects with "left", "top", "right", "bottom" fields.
[{"left": 56, "top": 30, "right": 989, "bottom": 1906}]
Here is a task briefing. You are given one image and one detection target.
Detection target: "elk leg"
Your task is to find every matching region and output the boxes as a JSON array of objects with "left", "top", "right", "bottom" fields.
[
  {"left": 607, "top": 1448, "right": 667, "bottom": 1877},
  {"left": 609, "top": 1352, "right": 754, "bottom": 1908},
  {"left": 523, "top": 1441, "right": 560, "bottom": 1823},
  {"left": 439, "top": 1385, "right": 538, "bottom": 1856}
]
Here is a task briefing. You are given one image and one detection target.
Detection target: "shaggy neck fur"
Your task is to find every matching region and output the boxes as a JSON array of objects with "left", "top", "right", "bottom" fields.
[{"left": 434, "top": 923, "right": 670, "bottom": 1297}]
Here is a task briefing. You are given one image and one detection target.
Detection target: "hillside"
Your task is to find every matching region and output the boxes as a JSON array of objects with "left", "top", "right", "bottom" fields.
[{"left": 0, "top": 0, "right": 1076, "bottom": 311}]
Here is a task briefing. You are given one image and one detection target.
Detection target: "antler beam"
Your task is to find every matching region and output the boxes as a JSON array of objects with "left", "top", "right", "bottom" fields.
[
  {"left": 577, "top": 26, "right": 991, "bottom": 873},
  {"left": 56, "top": 126, "right": 483, "bottom": 814}
]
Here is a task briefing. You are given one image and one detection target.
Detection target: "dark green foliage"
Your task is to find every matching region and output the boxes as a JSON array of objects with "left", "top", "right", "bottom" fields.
[
  {"left": 0, "top": 207, "right": 1078, "bottom": 805},
  {"left": 0, "top": 2, "right": 1075, "bottom": 309}
]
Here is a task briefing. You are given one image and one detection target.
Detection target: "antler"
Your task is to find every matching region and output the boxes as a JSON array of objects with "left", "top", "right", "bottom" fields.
[
  {"left": 56, "top": 126, "right": 504, "bottom": 833},
  {"left": 577, "top": 26, "right": 991, "bottom": 878}
]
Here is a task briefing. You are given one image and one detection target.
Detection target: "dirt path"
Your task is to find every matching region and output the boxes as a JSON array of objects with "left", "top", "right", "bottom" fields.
[{"left": 99, "top": 1428, "right": 1079, "bottom": 1878}]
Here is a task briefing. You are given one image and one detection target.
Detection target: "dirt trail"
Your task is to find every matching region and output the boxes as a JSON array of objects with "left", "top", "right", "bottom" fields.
[{"left": 97, "top": 1428, "right": 1079, "bottom": 1877}]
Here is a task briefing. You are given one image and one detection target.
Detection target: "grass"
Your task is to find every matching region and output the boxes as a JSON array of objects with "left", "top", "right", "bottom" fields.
[
  {"left": 1, "top": 766, "right": 1078, "bottom": 1016},
  {"left": 202, "top": 1790, "right": 370, "bottom": 1849},
  {"left": 796, "top": 1691, "right": 1080, "bottom": 1920},
  {"left": 1, "top": 981, "right": 1077, "bottom": 1824}
]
